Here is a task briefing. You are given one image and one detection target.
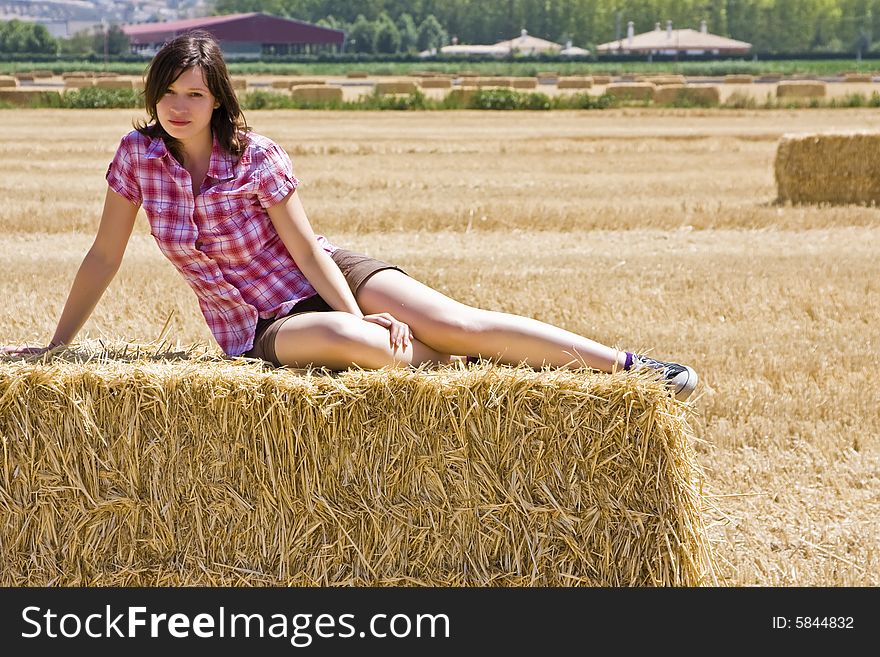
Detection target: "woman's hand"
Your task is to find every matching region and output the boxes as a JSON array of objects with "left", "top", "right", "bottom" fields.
[
  {"left": 361, "top": 313, "right": 414, "bottom": 353},
  {"left": 0, "top": 345, "right": 54, "bottom": 357}
]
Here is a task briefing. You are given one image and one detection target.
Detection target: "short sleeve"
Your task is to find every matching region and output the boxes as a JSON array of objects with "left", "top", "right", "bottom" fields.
[
  {"left": 255, "top": 142, "right": 300, "bottom": 208},
  {"left": 105, "top": 134, "right": 142, "bottom": 206}
]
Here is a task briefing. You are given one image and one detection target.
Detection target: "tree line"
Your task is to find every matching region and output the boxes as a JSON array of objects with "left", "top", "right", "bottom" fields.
[{"left": 214, "top": 0, "right": 880, "bottom": 54}]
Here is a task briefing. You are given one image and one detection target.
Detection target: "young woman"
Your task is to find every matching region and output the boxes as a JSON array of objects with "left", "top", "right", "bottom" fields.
[{"left": 7, "top": 31, "right": 698, "bottom": 401}]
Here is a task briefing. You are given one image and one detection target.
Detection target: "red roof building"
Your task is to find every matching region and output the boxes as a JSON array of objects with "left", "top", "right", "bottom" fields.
[{"left": 123, "top": 12, "right": 346, "bottom": 58}]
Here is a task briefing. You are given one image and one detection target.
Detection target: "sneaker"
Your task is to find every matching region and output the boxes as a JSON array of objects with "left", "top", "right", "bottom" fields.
[{"left": 630, "top": 355, "right": 698, "bottom": 402}]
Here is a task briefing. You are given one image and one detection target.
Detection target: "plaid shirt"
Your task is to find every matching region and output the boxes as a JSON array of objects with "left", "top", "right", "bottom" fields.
[{"left": 106, "top": 129, "right": 336, "bottom": 356}]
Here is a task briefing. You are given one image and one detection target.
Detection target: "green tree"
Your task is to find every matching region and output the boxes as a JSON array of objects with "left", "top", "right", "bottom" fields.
[
  {"left": 0, "top": 19, "right": 58, "bottom": 54},
  {"left": 417, "top": 13, "right": 447, "bottom": 51},
  {"left": 397, "top": 12, "right": 419, "bottom": 52},
  {"left": 374, "top": 12, "right": 402, "bottom": 53},
  {"left": 348, "top": 14, "right": 377, "bottom": 53}
]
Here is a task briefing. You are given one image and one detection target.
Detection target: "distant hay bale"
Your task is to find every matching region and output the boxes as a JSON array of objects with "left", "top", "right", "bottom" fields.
[
  {"left": 0, "top": 89, "right": 61, "bottom": 106},
  {"left": 457, "top": 71, "right": 480, "bottom": 78},
  {"left": 289, "top": 78, "right": 327, "bottom": 87},
  {"left": 557, "top": 76, "right": 593, "bottom": 89},
  {"left": 843, "top": 73, "right": 873, "bottom": 83},
  {"left": 0, "top": 347, "right": 715, "bottom": 586},
  {"left": 346, "top": 71, "right": 369, "bottom": 78},
  {"left": 230, "top": 76, "right": 247, "bottom": 90},
  {"left": 724, "top": 74, "right": 754, "bottom": 84},
  {"left": 474, "top": 77, "right": 513, "bottom": 88},
  {"left": 95, "top": 78, "right": 133, "bottom": 90},
  {"left": 374, "top": 80, "right": 418, "bottom": 94},
  {"left": 14, "top": 73, "right": 34, "bottom": 82},
  {"left": 756, "top": 74, "right": 781, "bottom": 83},
  {"left": 271, "top": 79, "right": 292, "bottom": 88},
  {"left": 591, "top": 75, "right": 613, "bottom": 85},
  {"left": 536, "top": 71, "right": 558, "bottom": 83},
  {"left": 61, "top": 71, "right": 91, "bottom": 79},
  {"left": 65, "top": 78, "right": 95, "bottom": 88},
  {"left": 605, "top": 82, "right": 655, "bottom": 101},
  {"left": 654, "top": 84, "right": 720, "bottom": 106},
  {"left": 510, "top": 77, "right": 538, "bottom": 89},
  {"left": 775, "top": 131, "right": 880, "bottom": 205},
  {"left": 291, "top": 84, "right": 343, "bottom": 103},
  {"left": 31, "top": 69, "right": 54, "bottom": 78},
  {"left": 643, "top": 74, "right": 687, "bottom": 85},
  {"left": 419, "top": 77, "right": 452, "bottom": 89},
  {"left": 0, "top": 76, "right": 19, "bottom": 88},
  {"left": 776, "top": 80, "right": 826, "bottom": 98}
]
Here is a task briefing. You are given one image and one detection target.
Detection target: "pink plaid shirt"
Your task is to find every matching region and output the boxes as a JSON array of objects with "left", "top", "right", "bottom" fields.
[{"left": 106, "top": 129, "right": 336, "bottom": 356}]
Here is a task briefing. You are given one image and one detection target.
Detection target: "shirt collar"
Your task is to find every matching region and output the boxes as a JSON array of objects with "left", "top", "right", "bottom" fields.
[{"left": 144, "top": 133, "right": 236, "bottom": 182}]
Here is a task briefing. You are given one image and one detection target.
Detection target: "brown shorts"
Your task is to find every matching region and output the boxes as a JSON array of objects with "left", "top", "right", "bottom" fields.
[{"left": 244, "top": 249, "right": 406, "bottom": 366}]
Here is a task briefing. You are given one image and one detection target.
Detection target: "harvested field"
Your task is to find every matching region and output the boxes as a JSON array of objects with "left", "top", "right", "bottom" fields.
[{"left": 0, "top": 108, "right": 878, "bottom": 586}]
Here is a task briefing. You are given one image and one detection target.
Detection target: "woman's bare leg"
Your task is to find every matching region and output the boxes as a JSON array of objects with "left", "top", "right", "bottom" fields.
[
  {"left": 356, "top": 270, "right": 627, "bottom": 371},
  {"left": 270, "top": 311, "right": 455, "bottom": 369}
]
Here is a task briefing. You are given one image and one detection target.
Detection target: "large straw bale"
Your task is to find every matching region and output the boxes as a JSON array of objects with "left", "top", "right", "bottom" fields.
[
  {"left": 374, "top": 80, "right": 418, "bottom": 94},
  {"left": 289, "top": 78, "right": 327, "bottom": 87},
  {"left": 14, "top": 73, "right": 34, "bottom": 82},
  {"left": 419, "top": 78, "right": 452, "bottom": 89},
  {"left": 0, "top": 89, "right": 61, "bottom": 106},
  {"left": 843, "top": 73, "right": 873, "bottom": 83},
  {"left": 474, "top": 77, "right": 512, "bottom": 88},
  {"left": 605, "top": 82, "right": 655, "bottom": 101},
  {"left": 775, "top": 131, "right": 880, "bottom": 205},
  {"left": 61, "top": 71, "right": 91, "bottom": 79},
  {"left": 31, "top": 69, "right": 54, "bottom": 78},
  {"left": 0, "top": 76, "right": 19, "bottom": 88},
  {"left": 642, "top": 74, "right": 687, "bottom": 85},
  {"left": 724, "top": 74, "right": 754, "bottom": 84},
  {"left": 346, "top": 71, "right": 369, "bottom": 78},
  {"left": 291, "top": 84, "right": 343, "bottom": 103},
  {"left": 654, "top": 84, "right": 720, "bottom": 106},
  {"left": 557, "top": 76, "right": 593, "bottom": 89},
  {"left": 777, "top": 80, "right": 826, "bottom": 97},
  {"left": 0, "top": 346, "right": 715, "bottom": 586},
  {"left": 95, "top": 78, "right": 133, "bottom": 90},
  {"left": 510, "top": 77, "right": 538, "bottom": 89},
  {"left": 230, "top": 76, "right": 247, "bottom": 90},
  {"left": 65, "top": 77, "right": 95, "bottom": 88},
  {"left": 536, "top": 71, "right": 558, "bottom": 83},
  {"left": 591, "top": 75, "right": 613, "bottom": 85},
  {"left": 271, "top": 78, "right": 292, "bottom": 88}
]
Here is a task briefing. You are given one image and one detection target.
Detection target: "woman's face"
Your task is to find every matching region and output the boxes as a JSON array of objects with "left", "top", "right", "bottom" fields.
[{"left": 156, "top": 65, "right": 219, "bottom": 146}]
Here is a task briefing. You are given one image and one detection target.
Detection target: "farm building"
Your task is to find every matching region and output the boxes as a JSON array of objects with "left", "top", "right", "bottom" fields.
[
  {"left": 597, "top": 20, "right": 751, "bottom": 56},
  {"left": 122, "top": 12, "right": 346, "bottom": 58}
]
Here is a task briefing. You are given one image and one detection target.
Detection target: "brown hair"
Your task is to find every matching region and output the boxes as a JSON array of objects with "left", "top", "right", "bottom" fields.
[{"left": 136, "top": 30, "right": 248, "bottom": 162}]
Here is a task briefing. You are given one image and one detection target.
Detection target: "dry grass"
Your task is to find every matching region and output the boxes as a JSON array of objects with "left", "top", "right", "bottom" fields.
[{"left": 0, "top": 109, "right": 878, "bottom": 586}]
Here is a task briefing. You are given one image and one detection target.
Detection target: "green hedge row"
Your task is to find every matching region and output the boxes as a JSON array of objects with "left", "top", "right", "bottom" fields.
[{"left": 3, "top": 86, "right": 879, "bottom": 110}]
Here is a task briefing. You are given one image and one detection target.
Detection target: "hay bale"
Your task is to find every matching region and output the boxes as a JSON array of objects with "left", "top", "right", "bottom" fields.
[
  {"left": 605, "top": 82, "right": 655, "bottom": 101},
  {"left": 775, "top": 131, "right": 880, "bottom": 205},
  {"left": 557, "top": 76, "right": 593, "bottom": 89},
  {"left": 643, "top": 74, "right": 687, "bottom": 85},
  {"left": 95, "top": 78, "right": 133, "bottom": 90},
  {"left": 62, "top": 71, "right": 91, "bottom": 79},
  {"left": 374, "top": 80, "right": 418, "bottom": 94},
  {"left": 14, "top": 73, "right": 34, "bottom": 82},
  {"left": 65, "top": 78, "right": 95, "bottom": 88},
  {"left": 419, "top": 78, "right": 452, "bottom": 89},
  {"left": 346, "top": 71, "right": 369, "bottom": 78},
  {"left": 654, "top": 84, "right": 720, "bottom": 106},
  {"left": 776, "top": 80, "right": 826, "bottom": 98},
  {"left": 291, "top": 84, "right": 343, "bottom": 103},
  {"left": 0, "top": 347, "right": 715, "bottom": 586},
  {"left": 510, "top": 77, "right": 538, "bottom": 89},
  {"left": 843, "top": 73, "right": 873, "bottom": 83},
  {"left": 0, "top": 76, "right": 19, "bottom": 88},
  {"left": 474, "top": 77, "right": 513, "bottom": 88},
  {"left": 536, "top": 71, "right": 558, "bottom": 83},
  {"left": 289, "top": 78, "right": 327, "bottom": 87},
  {"left": 31, "top": 69, "right": 54, "bottom": 78},
  {"left": 756, "top": 74, "right": 781, "bottom": 83},
  {"left": 0, "top": 89, "right": 61, "bottom": 106},
  {"left": 591, "top": 75, "right": 613, "bottom": 85},
  {"left": 230, "top": 76, "right": 248, "bottom": 90},
  {"left": 724, "top": 74, "right": 754, "bottom": 84}
]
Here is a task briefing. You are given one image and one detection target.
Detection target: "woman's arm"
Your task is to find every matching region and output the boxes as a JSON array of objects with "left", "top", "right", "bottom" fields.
[
  {"left": 48, "top": 187, "right": 138, "bottom": 347},
  {"left": 266, "top": 189, "right": 413, "bottom": 350},
  {"left": 267, "top": 189, "right": 364, "bottom": 317}
]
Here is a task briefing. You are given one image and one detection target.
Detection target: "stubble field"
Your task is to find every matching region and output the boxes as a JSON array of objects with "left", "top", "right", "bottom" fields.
[{"left": 1, "top": 108, "right": 877, "bottom": 586}]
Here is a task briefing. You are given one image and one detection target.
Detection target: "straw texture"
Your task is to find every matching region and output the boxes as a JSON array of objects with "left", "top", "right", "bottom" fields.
[
  {"left": 775, "top": 131, "right": 880, "bottom": 205},
  {"left": 0, "top": 345, "right": 715, "bottom": 587},
  {"left": 776, "top": 81, "right": 826, "bottom": 97}
]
